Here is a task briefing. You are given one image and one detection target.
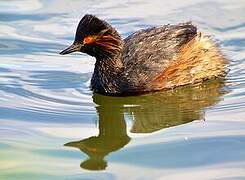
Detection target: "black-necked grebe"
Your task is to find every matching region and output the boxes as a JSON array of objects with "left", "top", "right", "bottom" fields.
[{"left": 60, "top": 14, "right": 227, "bottom": 95}]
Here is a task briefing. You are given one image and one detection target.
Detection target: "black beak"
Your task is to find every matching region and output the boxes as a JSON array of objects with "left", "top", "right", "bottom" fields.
[{"left": 60, "top": 43, "right": 82, "bottom": 55}]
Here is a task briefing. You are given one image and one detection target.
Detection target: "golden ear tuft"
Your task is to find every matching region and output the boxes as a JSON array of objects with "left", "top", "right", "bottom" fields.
[
  {"left": 83, "top": 28, "right": 122, "bottom": 54},
  {"left": 83, "top": 29, "right": 109, "bottom": 45},
  {"left": 98, "top": 29, "right": 110, "bottom": 37}
]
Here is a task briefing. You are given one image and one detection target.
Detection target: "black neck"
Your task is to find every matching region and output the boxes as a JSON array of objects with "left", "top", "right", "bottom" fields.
[{"left": 91, "top": 53, "right": 124, "bottom": 94}]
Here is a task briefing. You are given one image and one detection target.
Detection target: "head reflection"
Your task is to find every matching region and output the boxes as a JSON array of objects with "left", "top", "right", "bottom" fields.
[
  {"left": 64, "top": 99, "right": 130, "bottom": 171},
  {"left": 65, "top": 79, "right": 227, "bottom": 170}
]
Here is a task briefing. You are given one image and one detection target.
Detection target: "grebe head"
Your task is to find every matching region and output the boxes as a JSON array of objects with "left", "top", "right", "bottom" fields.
[{"left": 60, "top": 14, "right": 122, "bottom": 58}]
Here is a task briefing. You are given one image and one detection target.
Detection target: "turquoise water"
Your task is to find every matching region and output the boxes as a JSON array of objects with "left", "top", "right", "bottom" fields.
[{"left": 0, "top": 0, "right": 245, "bottom": 179}]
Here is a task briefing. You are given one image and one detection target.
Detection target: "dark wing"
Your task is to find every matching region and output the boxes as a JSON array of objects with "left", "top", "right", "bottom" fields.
[{"left": 122, "top": 22, "right": 197, "bottom": 88}]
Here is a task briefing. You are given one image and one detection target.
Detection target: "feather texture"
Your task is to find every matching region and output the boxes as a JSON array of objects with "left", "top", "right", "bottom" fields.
[{"left": 62, "top": 15, "right": 227, "bottom": 95}]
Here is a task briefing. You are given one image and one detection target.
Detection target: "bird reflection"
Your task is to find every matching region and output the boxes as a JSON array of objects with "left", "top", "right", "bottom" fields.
[
  {"left": 64, "top": 99, "right": 130, "bottom": 171},
  {"left": 65, "top": 79, "right": 228, "bottom": 170}
]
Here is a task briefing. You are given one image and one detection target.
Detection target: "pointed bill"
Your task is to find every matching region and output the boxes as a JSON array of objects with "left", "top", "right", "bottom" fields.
[{"left": 60, "top": 43, "right": 82, "bottom": 55}]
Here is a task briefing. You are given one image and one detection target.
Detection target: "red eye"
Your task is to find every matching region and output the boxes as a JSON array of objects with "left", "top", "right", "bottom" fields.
[{"left": 83, "top": 36, "right": 95, "bottom": 44}]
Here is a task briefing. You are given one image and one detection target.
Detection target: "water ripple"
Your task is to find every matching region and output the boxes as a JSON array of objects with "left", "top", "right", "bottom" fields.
[{"left": 0, "top": 0, "right": 245, "bottom": 179}]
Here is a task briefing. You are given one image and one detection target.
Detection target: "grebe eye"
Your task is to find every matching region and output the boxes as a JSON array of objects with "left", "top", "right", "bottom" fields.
[{"left": 83, "top": 36, "right": 96, "bottom": 44}]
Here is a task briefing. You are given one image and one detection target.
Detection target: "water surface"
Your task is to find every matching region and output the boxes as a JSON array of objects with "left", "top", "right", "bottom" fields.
[{"left": 0, "top": 0, "right": 245, "bottom": 179}]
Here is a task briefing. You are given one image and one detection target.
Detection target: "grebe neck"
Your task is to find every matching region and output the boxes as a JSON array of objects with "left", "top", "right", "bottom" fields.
[{"left": 91, "top": 53, "right": 124, "bottom": 94}]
